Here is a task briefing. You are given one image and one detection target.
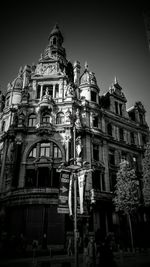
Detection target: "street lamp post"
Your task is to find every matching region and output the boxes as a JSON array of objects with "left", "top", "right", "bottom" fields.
[{"left": 74, "top": 172, "right": 78, "bottom": 267}]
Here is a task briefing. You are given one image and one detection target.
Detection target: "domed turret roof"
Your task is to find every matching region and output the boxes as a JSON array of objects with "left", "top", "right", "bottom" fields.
[
  {"left": 12, "top": 67, "right": 23, "bottom": 89},
  {"left": 80, "top": 62, "right": 97, "bottom": 85}
]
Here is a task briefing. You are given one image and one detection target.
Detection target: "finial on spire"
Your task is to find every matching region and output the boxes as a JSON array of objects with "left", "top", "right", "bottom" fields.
[
  {"left": 84, "top": 61, "right": 88, "bottom": 70},
  {"left": 114, "top": 76, "right": 118, "bottom": 84},
  {"left": 19, "top": 66, "right": 23, "bottom": 76}
]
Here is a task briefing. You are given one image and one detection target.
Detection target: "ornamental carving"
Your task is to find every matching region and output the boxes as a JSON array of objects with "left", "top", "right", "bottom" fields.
[{"left": 35, "top": 63, "right": 57, "bottom": 76}]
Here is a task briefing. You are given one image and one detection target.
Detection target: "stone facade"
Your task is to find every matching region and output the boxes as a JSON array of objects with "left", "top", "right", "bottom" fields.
[{"left": 0, "top": 25, "right": 149, "bottom": 250}]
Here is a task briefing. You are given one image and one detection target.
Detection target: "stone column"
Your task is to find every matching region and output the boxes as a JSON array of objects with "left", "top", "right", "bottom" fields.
[
  {"left": 0, "top": 139, "right": 9, "bottom": 192},
  {"left": 102, "top": 140, "right": 109, "bottom": 191},
  {"left": 40, "top": 85, "right": 43, "bottom": 100}
]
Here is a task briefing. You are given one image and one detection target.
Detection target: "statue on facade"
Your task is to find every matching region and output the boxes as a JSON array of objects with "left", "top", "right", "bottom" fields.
[
  {"left": 65, "top": 109, "right": 71, "bottom": 124},
  {"left": 65, "top": 82, "right": 74, "bottom": 97},
  {"left": 75, "top": 108, "right": 82, "bottom": 127}
]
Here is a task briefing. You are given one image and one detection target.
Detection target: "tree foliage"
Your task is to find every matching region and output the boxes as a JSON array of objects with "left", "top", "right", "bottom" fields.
[
  {"left": 113, "top": 160, "right": 140, "bottom": 214},
  {"left": 142, "top": 143, "right": 150, "bottom": 206}
]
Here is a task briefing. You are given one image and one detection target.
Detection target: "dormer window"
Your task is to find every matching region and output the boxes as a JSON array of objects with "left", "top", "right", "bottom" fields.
[
  {"left": 115, "top": 101, "right": 119, "bottom": 114},
  {"left": 115, "top": 101, "right": 123, "bottom": 116},
  {"left": 91, "top": 91, "right": 97, "bottom": 102},
  {"left": 129, "top": 111, "right": 136, "bottom": 121}
]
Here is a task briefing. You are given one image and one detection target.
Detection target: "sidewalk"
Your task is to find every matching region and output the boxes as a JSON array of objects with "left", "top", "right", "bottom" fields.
[{"left": 0, "top": 251, "right": 150, "bottom": 267}]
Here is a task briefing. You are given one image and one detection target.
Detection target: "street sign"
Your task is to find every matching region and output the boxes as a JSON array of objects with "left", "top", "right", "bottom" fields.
[{"left": 57, "top": 170, "right": 70, "bottom": 214}]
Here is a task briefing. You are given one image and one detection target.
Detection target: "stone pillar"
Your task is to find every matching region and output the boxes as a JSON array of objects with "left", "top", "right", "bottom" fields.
[
  {"left": 0, "top": 139, "right": 9, "bottom": 192},
  {"left": 102, "top": 141, "right": 109, "bottom": 191},
  {"left": 18, "top": 163, "right": 26, "bottom": 188},
  {"left": 40, "top": 85, "right": 43, "bottom": 100},
  {"left": 101, "top": 115, "right": 105, "bottom": 133}
]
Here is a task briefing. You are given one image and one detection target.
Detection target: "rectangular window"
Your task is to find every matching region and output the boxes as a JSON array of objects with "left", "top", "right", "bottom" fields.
[
  {"left": 93, "top": 144, "right": 99, "bottom": 161},
  {"left": 53, "top": 145, "right": 61, "bottom": 158},
  {"left": 40, "top": 143, "right": 51, "bottom": 157},
  {"left": 119, "top": 128, "right": 124, "bottom": 141},
  {"left": 109, "top": 149, "right": 115, "bottom": 165},
  {"left": 93, "top": 116, "right": 98, "bottom": 128},
  {"left": 92, "top": 171, "right": 101, "bottom": 189},
  {"left": 130, "top": 132, "right": 135, "bottom": 144},
  {"left": 55, "top": 84, "right": 59, "bottom": 98},
  {"left": 119, "top": 104, "right": 122, "bottom": 116},
  {"left": 115, "top": 101, "right": 118, "bottom": 114},
  {"left": 91, "top": 91, "right": 97, "bottom": 102}
]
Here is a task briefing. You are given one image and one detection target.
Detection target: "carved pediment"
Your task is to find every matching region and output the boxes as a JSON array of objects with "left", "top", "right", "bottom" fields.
[{"left": 35, "top": 63, "right": 57, "bottom": 76}]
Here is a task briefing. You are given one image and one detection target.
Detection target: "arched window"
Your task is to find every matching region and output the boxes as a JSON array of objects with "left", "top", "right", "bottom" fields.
[
  {"left": 53, "top": 37, "right": 56, "bottom": 45},
  {"left": 25, "top": 141, "right": 62, "bottom": 189},
  {"left": 28, "top": 114, "right": 36, "bottom": 127},
  {"left": 56, "top": 112, "right": 65, "bottom": 124},
  {"left": 91, "top": 91, "right": 97, "bottom": 102}
]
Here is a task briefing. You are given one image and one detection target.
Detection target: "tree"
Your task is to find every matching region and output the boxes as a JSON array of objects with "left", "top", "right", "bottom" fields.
[
  {"left": 113, "top": 160, "right": 140, "bottom": 251},
  {"left": 142, "top": 143, "right": 150, "bottom": 207}
]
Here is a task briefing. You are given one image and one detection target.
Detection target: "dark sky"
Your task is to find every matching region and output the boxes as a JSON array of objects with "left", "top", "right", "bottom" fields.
[{"left": 0, "top": 1, "right": 150, "bottom": 126}]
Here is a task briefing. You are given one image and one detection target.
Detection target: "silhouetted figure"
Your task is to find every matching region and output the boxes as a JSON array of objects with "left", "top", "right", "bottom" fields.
[
  {"left": 87, "top": 236, "right": 96, "bottom": 267},
  {"left": 100, "top": 233, "right": 117, "bottom": 267},
  {"left": 42, "top": 234, "right": 47, "bottom": 250}
]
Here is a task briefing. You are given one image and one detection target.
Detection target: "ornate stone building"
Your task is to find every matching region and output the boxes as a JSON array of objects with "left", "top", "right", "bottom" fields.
[{"left": 0, "top": 25, "right": 149, "bottom": 250}]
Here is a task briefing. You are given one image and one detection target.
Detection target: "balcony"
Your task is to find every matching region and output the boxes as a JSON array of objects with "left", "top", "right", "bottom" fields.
[
  {"left": 90, "top": 188, "right": 113, "bottom": 203},
  {"left": 36, "top": 122, "right": 54, "bottom": 135},
  {"left": 1, "top": 187, "right": 59, "bottom": 205}
]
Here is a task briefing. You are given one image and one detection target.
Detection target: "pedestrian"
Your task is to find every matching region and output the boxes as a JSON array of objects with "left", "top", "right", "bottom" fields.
[
  {"left": 87, "top": 236, "right": 96, "bottom": 267},
  {"left": 67, "top": 236, "right": 73, "bottom": 256},
  {"left": 83, "top": 235, "right": 89, "bottom": 267}
]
